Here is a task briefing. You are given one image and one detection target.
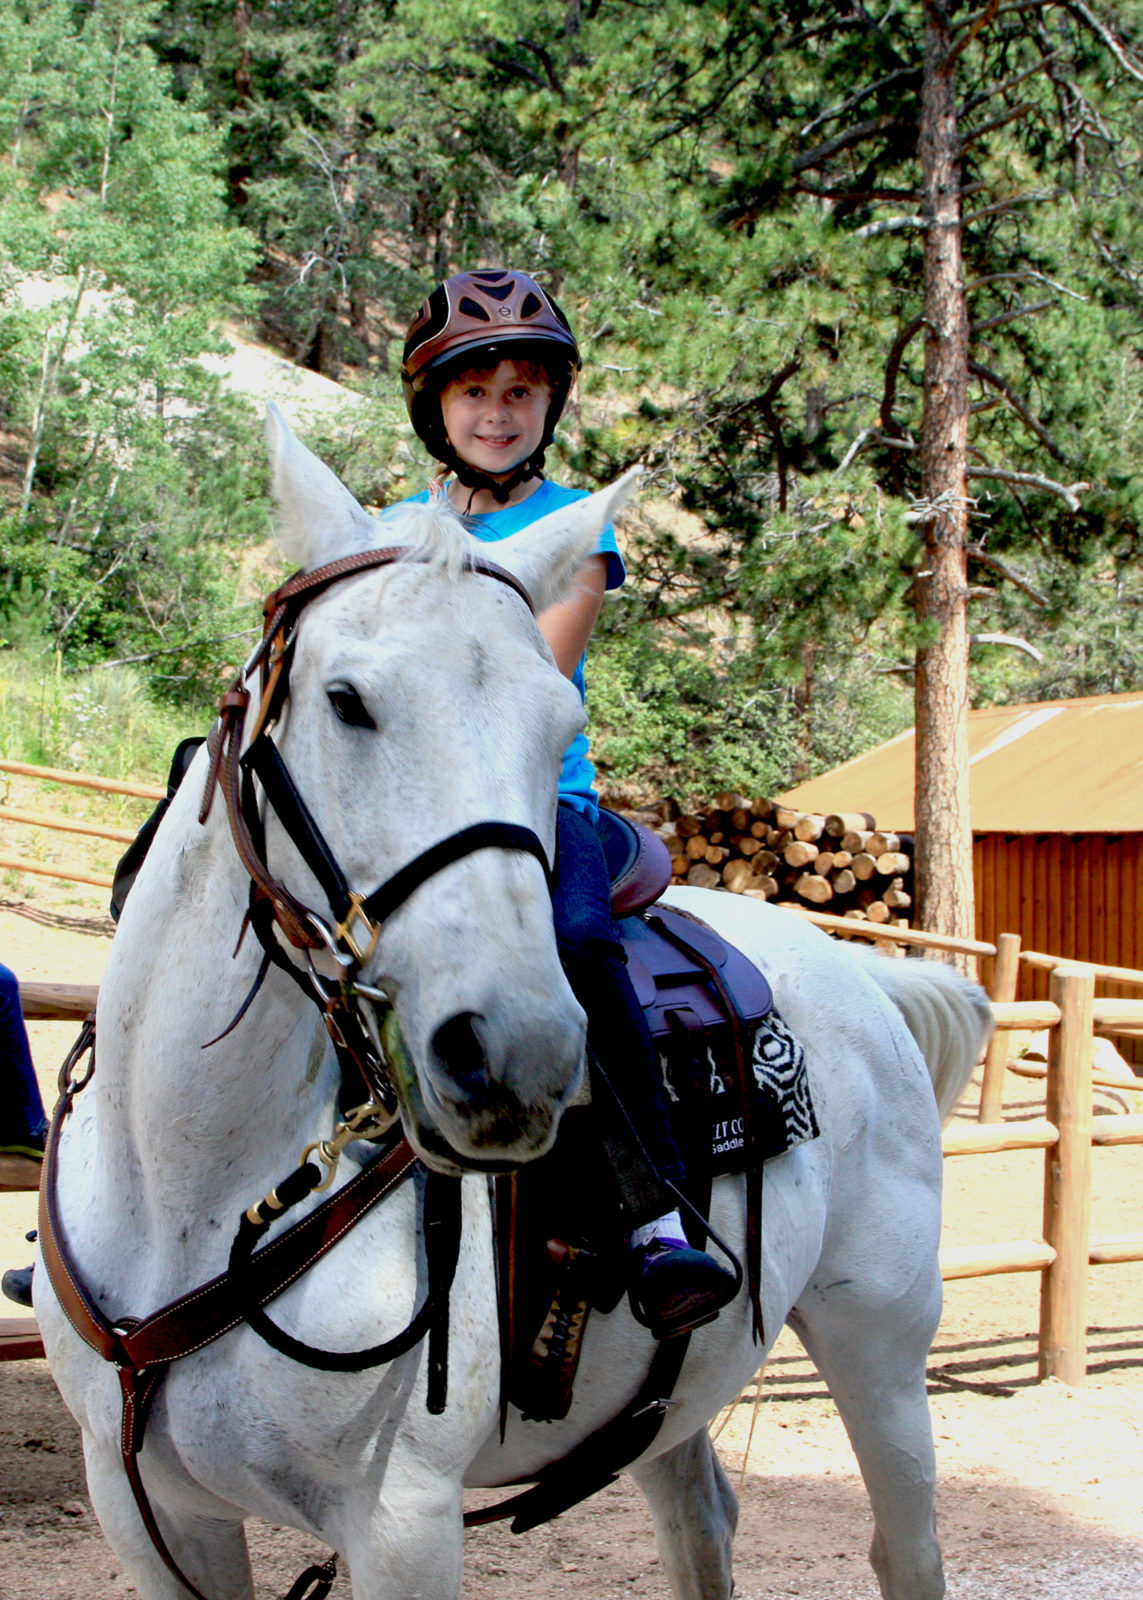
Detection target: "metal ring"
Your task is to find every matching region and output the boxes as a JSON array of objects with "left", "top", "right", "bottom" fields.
[{"left": 305, "top": 913, "right": 356, "bottom": 972}]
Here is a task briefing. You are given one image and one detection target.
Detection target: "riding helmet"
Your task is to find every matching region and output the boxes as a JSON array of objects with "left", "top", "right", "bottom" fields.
[{"left": 401, "top": 269, "right": 581, "bottom": 499}]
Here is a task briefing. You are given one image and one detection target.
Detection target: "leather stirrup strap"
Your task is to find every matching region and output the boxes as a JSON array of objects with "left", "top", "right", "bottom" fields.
[
  {"left": 462, "top": 1325, "right": 692, "bottom": 1534},
  {"left": 468, "top": 1148, "right": 723, "bottom": 1535},
  {"left": 647, "top": 912, "right": 765, "bottom": 1344}
]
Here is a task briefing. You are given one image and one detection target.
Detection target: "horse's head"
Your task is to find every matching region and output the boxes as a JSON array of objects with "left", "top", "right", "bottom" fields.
[{"left": 260, "top": 404, "right": 639, "bottom": 1174}]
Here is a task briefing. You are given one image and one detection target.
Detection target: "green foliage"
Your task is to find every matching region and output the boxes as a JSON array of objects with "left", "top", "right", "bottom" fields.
[
  {"left": 588, "top": 625, "right": 803, "bottom": 805},
  {"left": 4, "top": 0, "right": 1143, "bottom": 802},
  {"left": 0, "top": 0, "right": 268, "bottom": 697},
  {"left": 0, "top": 646, "right": 201, "bottom": 781},
  {"left": 589, "top": 608, "right": 913, "bottom": 805}
]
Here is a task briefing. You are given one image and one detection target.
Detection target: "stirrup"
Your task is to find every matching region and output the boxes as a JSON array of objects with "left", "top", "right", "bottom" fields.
[{"left": 629, "top": 1241, "right": 738, "bottom": 1341}]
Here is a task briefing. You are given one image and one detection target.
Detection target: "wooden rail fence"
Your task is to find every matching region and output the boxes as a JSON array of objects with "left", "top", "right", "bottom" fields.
[
  {"left": 0, "top": 758, "right": 163, "bottom": 891},
  {"left": 790, "top": 915, "right": 1142, "bottom": 1383},
  {"left": 3, "top": 778, "right": 1140, "bottom": 1383}
]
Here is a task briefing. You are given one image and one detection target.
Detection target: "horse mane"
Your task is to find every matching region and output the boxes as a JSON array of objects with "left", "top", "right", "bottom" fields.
[{"left": 381, "top": 489, "right": 478, "bottom": 583}]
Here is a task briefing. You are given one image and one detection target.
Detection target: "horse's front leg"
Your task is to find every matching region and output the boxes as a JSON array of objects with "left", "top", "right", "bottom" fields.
[
  {"left": 81, "top": 1432, "right": 255, "bottom": 1600},
  {"left": 338, "top": 1478, "right": 464, "bottom": 1600},
  {"left": 630, "top": 1429, "right": 738, "bottom": 1600}
]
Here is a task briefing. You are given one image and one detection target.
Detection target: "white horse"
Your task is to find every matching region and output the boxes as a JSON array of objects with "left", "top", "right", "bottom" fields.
[{"left": 37, "top": 407, "right": 992, "bottom": 1600}]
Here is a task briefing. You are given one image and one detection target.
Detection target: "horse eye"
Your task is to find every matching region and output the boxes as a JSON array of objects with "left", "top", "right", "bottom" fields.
[{"left": 327, "top": 686, "right": 376, "bottom": 730}]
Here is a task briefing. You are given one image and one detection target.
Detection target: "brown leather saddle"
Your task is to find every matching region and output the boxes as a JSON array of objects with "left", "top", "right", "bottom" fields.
[
  {"left": 503, "top": 813, "right": 801, "bottom": 1427},
  {"left": 597, "top": 805, "right": 675, "bottom": 918}
]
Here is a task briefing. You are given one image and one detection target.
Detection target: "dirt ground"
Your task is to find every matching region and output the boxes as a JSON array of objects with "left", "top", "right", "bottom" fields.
[{"left": 1, "top": 893, "right": 1141, "bottom": 1600}]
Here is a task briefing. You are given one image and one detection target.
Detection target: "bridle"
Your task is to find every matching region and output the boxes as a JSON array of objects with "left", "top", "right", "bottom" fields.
[
  {"left": 203, "top": 543, "right": 553, "bottom": 960},
  {"left": 197, "top": 543, "right": 557, "bottom": 1104}
]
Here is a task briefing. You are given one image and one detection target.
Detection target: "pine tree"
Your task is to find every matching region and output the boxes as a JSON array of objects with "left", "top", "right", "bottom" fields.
[{"left": 547, "top": 0, "right": 1143, "bottom": 935}]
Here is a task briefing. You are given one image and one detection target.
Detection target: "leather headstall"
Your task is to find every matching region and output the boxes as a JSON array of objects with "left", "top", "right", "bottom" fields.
[{"left": 199, "top": 544, "right": 548, "bottom": 968}]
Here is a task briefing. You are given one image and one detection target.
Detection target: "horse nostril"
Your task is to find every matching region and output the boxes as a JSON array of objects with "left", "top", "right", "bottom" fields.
[{"left": 431, "top": 1012, "right": 490, "bottom": 1096}]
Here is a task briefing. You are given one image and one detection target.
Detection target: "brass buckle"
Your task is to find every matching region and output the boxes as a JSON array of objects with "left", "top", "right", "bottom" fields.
[{"left": 335, "top": 892, "right": 381, "bottom": 965}]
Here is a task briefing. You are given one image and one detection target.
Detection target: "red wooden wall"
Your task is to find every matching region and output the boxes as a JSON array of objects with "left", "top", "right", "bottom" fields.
[{"left": 974, "top": 832, "right": 1143, "bottom": 1062}]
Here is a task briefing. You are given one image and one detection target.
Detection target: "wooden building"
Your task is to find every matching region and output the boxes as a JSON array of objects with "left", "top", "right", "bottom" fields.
[{"left": 778, "top": 693, "right": 1143, "bottom": 1029}]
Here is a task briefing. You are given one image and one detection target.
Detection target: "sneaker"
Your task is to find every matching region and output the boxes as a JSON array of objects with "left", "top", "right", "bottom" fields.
[
  {"left": 629, "top": 1238, "right": 738, "bottom": 1340},
  {"left": 2, "top": 1265, "right": 34, "bottom": 1309}
]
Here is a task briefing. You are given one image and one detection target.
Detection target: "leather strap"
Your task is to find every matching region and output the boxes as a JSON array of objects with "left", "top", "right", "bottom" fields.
[
  {"left": 245, "top": 732, "right": 556, "bottom": 937},
  {"left": 226, "top": 1169, "right": 461, "bottom": 1384},
  {"left": 468, "top": 1138, "right": 722, "bottom": 1535},
  {"left": 263, "top": 547, "right": 534, "bottom": 629},
  {"left": 40, "top": 1092, "right": 418, "bottom": 1375},
  {"left": 201, "top": 540, "right": 539, "bottom": 953},
  {"left": 462, "top": 1325, "right": 692, "bottom": 1533},
  {"left": 40, "top": 1060, "right": 419, "bottom": 1600}
]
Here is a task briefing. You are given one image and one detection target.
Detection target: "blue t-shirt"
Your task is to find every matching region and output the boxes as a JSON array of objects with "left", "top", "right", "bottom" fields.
[{"left": 382, "top": 479, "right": 625, "bottom": 819}]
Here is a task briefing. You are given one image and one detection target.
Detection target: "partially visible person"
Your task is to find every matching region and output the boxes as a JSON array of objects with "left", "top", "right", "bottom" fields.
[
  {"left": 391, "top": 269, "right": 738, "bottom": 1339},
  {"left": 0, "top": 962, "right": 47, "bottom": 1308}
]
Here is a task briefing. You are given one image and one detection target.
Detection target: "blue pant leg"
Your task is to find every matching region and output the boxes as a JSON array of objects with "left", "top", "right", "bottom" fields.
[
  {"left": 552, "top": 806, "right": 685, "bottom": 1223},
  {"left": 0, "top": 963, "right": 47, "bottom": 1148},
  {"left": 551, "top": 803, "right": 619, "bottom": 961}
]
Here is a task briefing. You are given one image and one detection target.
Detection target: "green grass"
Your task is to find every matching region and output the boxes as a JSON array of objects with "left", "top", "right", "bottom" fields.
[{"left": 0, "top": 647, "right": 210, "bottom": 787}]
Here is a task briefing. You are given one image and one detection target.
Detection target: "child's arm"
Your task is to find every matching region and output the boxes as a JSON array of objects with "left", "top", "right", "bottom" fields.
[{"left": 538, "top": 553, "right": 608, "bottom": 678}]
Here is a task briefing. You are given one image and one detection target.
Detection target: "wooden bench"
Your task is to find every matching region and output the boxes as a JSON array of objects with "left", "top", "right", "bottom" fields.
[{"left": 0, "top": 1317, "right": 44, "bottom": 1361}]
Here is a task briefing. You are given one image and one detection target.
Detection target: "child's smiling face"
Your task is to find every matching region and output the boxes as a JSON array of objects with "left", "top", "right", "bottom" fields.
[{"left": 439, "top": 359, "right": 552, "bottom": 480}]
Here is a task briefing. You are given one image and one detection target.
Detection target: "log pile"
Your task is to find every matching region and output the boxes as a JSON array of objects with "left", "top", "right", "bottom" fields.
[{"left": 622, "top": 793, "right": 914, "bottom": 927}]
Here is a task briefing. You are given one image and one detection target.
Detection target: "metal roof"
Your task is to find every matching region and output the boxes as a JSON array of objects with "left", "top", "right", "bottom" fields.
[{"left": 778, "top": 691, "right": 1143, "bottom": 834}]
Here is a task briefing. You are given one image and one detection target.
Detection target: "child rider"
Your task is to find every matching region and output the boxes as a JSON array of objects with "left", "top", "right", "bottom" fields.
[{"left": 393, "top": 269, "right": 737, "bottom": 1340}]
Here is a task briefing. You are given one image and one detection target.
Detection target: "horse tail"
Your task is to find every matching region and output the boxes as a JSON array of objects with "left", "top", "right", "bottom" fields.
[{"left": 852, "top": 949, "right": 995, "bottom": 1123}]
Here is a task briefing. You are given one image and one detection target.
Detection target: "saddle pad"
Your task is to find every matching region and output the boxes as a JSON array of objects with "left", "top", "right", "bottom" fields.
[{"left": 617, "top": 904, "right": 817, "bottom": 1175}]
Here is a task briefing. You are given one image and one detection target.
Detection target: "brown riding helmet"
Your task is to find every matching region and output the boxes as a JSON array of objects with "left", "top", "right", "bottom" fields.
[{"left": 401, "top": 269, "right": 581, "bottom": 497}]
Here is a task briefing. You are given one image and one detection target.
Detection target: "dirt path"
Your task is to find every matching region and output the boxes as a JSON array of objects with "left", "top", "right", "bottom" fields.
[{"left": 1, "top": 900, "right": 1141, "bottom": 1599}]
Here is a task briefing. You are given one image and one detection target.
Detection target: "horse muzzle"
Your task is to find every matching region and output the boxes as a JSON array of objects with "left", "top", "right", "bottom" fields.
[{"left": 383, "top": 1001, "right": 586, "bottom": 1173}]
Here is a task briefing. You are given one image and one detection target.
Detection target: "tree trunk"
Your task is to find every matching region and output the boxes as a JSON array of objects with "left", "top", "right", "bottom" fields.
[{"left": 914, "top": 1, "right": 975, "bottom": 958}]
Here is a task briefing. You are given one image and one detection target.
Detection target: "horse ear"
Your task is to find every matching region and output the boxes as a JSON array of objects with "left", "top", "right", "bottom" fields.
[
  {"left": 493, "top": 467, "right": 642, "bottom": 614},
  {"left": 264, "top": 402, "right": 378, "bottom": 569}
]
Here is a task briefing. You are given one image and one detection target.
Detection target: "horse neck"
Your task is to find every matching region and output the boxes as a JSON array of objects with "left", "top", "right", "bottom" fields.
[{"left": 90, "top": 773, "right": 335, "bottom": 1223}]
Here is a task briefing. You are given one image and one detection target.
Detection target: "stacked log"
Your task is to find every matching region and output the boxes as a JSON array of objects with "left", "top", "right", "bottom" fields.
[{"left": 620, "top": 793, "right": 914, "bottom": 928}]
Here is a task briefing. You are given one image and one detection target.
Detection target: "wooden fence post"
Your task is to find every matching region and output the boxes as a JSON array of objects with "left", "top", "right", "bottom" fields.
[
  {"left": 979, "top": 931, "right": 1021, "bottom": 1122},
  {"left": 1038, "top": 965, "right": 1095, "bottom": 1384}
]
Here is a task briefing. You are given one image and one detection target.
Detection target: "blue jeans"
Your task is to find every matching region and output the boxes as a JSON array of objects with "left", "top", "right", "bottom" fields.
[
  {"left": 552, "top": 805, "right": 684, "bottom": 1224},
  {"left": 0, "top": 963, "right": 47, "bottom": 1150}
]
